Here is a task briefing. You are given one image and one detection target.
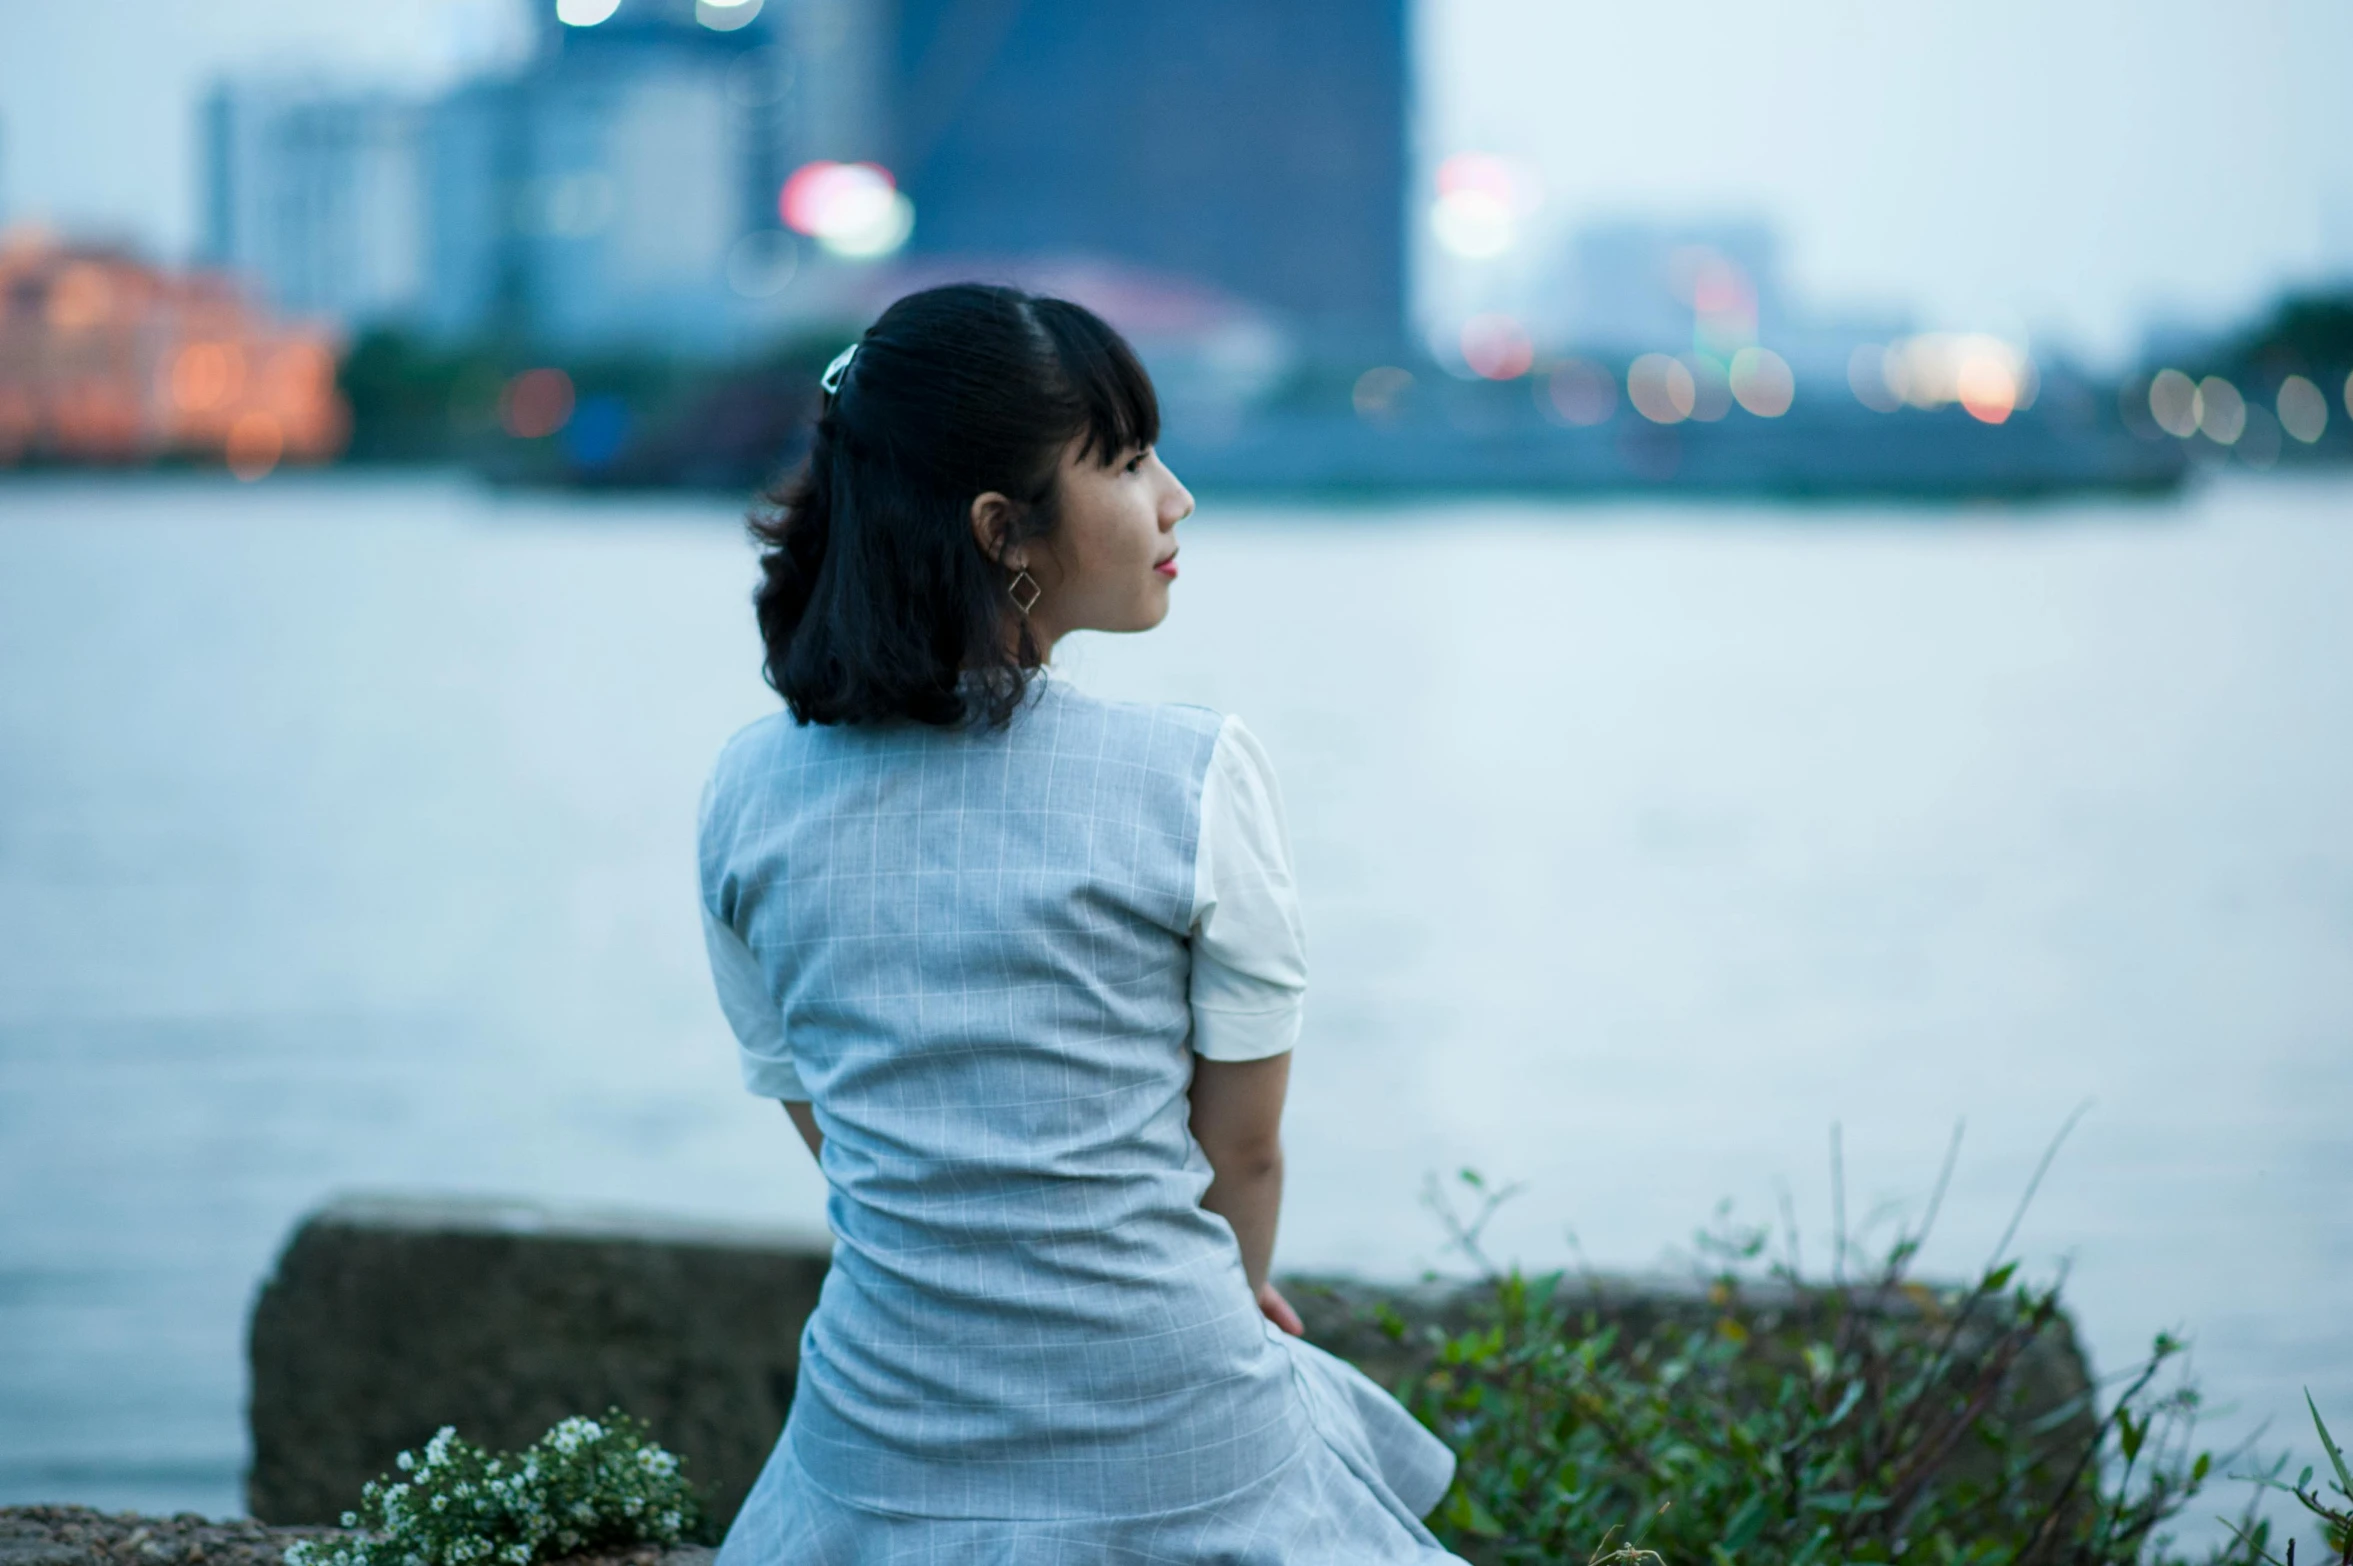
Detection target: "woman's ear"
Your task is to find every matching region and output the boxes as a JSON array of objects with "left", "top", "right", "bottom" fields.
[{"left": 969, "top": 492, "right": 1023, "bottom": 569}]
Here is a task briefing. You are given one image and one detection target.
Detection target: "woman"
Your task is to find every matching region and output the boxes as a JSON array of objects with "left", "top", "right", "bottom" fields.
[{"left": 697, "top": 284, "right": 1462, "bottom": 1562}]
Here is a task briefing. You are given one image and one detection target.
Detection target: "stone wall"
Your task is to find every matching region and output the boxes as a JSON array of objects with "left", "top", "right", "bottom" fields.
[
  {"left": 247, "top": 1197, "right": 828, "bottom": 1528},
  {"left": 248, "top": 1196, "right": 2096, "bottom": 1531}
]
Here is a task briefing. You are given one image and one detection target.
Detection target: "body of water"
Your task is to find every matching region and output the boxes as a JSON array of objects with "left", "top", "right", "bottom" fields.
[{"left": 2, "top": 472, "right": 2347, "bottom": 1527}]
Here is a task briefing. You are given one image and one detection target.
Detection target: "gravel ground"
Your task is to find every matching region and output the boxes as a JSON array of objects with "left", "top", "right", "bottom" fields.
[{"left": 0, "top": 1513, "right": 712, "bottom": 1566}]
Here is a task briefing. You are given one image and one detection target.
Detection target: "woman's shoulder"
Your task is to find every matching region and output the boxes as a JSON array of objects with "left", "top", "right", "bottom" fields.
[
  {"left": 1041, "top": 679, "right": 1231, "bottom": 773},
  {"left": 707, "top": 707, "right": 803, "bottom": 777},
  {"left": 698, "top": 709, "right": 818, "bottom": 829}
]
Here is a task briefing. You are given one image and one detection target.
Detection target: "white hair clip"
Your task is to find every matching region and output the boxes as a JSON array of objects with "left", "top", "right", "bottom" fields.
[{"left": 821, "top": 342, "right": 859, "bottom": 395}]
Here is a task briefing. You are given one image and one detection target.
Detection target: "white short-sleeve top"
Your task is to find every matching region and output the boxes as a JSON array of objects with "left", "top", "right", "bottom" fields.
[{"left": 703, "top": 712, "right": 1306, "bottom": 1100}]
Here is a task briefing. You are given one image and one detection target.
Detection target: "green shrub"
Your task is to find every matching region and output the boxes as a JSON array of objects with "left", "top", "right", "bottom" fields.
[
  {"left": 2235, "top": 1395, "right": 2352, "bottom": 1566},
  {"left": 1400, "top": 1151, "right": 2268, "bottom": 1566},
  {"left": 283, "top": 1411, "right": 709, "bottom": 1566}
]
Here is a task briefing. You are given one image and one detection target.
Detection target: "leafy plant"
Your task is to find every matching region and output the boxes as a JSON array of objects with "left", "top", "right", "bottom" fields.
[
  {"left": 284, "top": 1411, "right": 709, "bottom": 1566},
  {"left": 2230, "top": 1395, "right": 2353, "bottom": 1566},
  {"left": 1395, "top": 1123, "right": 2266, "bottom": 1566}
]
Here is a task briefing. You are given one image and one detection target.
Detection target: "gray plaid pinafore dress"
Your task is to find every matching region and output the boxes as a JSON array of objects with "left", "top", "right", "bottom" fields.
[{"left": 697, "top": 677, "right": 1463, "bottom": 1564}]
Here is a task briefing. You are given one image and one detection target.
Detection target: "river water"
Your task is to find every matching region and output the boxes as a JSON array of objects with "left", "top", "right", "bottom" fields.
[{"left": 2, "top": 472, "right": 2347, "bottom": 1524}]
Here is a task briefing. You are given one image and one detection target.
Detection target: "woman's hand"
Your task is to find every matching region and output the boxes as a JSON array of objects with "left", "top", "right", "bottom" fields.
[{"left": 1257, "top": 1280, "right": 1304, "bottom": 1336}]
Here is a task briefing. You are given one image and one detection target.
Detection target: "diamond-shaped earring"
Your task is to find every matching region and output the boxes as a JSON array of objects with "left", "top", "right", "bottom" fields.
[{"left": 1007, "top": 569, "right": 1042, "bottom": 615}]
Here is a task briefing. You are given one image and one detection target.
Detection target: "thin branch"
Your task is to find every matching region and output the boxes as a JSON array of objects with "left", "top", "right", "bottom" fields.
[
  {"left": 1987, "top": 1101, "right": 2090, "bottom": 1275},
  {"left": 1914, "top": 1118, "right": 1967, "bottom": 1262},
  {"left": 1830, "top": 1122, "right": 1849, "bottom": 1290}
]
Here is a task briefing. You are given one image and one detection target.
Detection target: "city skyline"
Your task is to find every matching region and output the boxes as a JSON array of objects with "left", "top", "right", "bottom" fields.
[{"left": 2, "top": 0, "right": 2350, "bottom": 363}]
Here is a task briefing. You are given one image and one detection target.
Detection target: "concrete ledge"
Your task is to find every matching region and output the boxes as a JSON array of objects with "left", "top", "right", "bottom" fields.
[
  {"left": 247, "top": 1195, "right": 828, "bottom": 1528},
  {"left": 248, "top": 1196, "right": 2095, "bottom": 1531}
]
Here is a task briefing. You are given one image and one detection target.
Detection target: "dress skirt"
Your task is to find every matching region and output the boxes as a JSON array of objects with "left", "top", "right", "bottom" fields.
[{"left": 717, "top": 1336, "right": 1468, "bottom": 1566}]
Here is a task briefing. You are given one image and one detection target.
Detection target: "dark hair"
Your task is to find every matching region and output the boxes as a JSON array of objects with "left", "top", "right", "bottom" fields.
[{"left": 748, "top": 283, "right": 1159, "bottom": 727}]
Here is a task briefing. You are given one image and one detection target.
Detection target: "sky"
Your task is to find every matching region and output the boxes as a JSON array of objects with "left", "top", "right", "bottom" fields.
[{"left": 2, "top": 0, "right": 2349, "bottom": 363}]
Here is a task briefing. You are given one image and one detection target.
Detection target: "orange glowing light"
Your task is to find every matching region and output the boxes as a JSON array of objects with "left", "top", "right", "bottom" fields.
[
  {"left": 500, "top": 368, "right": 576, "bottom": 439},
  {"left": 0, "top": 231, "right": 347, "bottom": 471},
  {"left": 1955, "top": 348, "right": 2017, "bottom": 424},
  {"left": 226, "top": 412, "right": 284, "bottom": 480},
  {"left": 171, "top": 344, "right": 240, "bottom": 411},
  {"left": 1460, "top": 315, "right": 1534, "bottom": 381}
]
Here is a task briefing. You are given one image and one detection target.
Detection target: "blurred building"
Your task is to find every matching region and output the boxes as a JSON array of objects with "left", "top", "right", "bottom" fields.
[
  {"left": 419, "top": 0, "right": 800, "bottom": 350},
  {"left": 1551, "top": 220, "right": 1788, "bottom": 358},
  {"left": 195, "top": 0, "right": 1409, "bottom": 360},
  {"left": 1527, "top": 217, "right": 1908, "bottom": 390},
  {"left": 202, "top": 81, "right": 431, "bottom": 329},
  {"left": 200, "top": 1, "right": 808, "bottom": 354},
  {"left": 881, "top": 0, "right": 1409, "bottom": 353},
  {"left": 0, "top": 228, "right": 348, "bottom": 472}
]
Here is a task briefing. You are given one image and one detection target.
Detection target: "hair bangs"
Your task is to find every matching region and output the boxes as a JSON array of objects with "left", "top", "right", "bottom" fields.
[{"left": 1033, "top": 297, "right": 1160, "bottom": 466}]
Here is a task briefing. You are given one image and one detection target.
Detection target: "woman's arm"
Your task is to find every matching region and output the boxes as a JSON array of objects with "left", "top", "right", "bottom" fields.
[
  {"left": 782, "top": 1099, "right": 823, "bottom": 1162},
  {"left": 1188, "top": 1052, "right": 1305, "bottom": 1335}
]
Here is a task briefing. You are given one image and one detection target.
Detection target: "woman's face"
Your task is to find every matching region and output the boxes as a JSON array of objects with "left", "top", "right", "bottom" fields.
[{"left": 1004, "top": 438, "right": 1193, "bottom": 650}]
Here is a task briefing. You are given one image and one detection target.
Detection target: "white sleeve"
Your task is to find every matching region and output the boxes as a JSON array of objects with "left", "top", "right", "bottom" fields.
[
  {"left": 701, "top": 903, "right": 809, "bottom": 1101},
  {"left": 1189, "top": 715, "right": 1307, "bottom": 1061}
]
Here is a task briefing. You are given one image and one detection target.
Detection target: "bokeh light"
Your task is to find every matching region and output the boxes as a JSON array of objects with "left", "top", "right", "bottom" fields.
[
  {"left": 2147, "top": 369, "right": 2201, "bottom": 438},
  {"left": 2275, "top": 375, "right": 2328, "bottom": 444},
  {"left": 1955, "top": 344, "right": 2018, "bottom": 425},
  {"left": 1429, "top": 153, "right": 1522, "bottom": 260},
  {"left": 696, "top": 0, "right": 763, "bottom": 30},
  {"left": 1873, "top": 333, "right": 2033, "bottom": 422},
  {"left": 2342, "top": 369, "right": 2352, "bottom": 421},
  {"left": 225, "top": 412, "right": 282, "bottom": 481},
  {"left": 1352, "top": 365, "right": 1414, "bottom": 423},
  {"left": 1848, "top": 345, "right": 1902, "bottom": 413},
  {"left": 779, "top": 162, "right": 913, "bottom": 258},
  {"left": 1460, "top": 314, "right": 1534, "bottom": 380},
  {"left": 1728, "top": 347, "right": 1794, "bottom": 417},
  {"left": 500, "top": 368, "right": 576, "bottom": 440},
  {"left": 1627, "top": 354, "right": 1695, "bottom": 424},
  {"left": 169, "top": 344, "right": 239, "bottom": 411},
  {"left": 2195, "top": 376, "right": 2245, "bottom": 445},
  {"left": 1542, "top": 358, "right": 1617, "bottom": 426},
  {"left": 555, "top": 0, "right": 622, "bottom": 25}
]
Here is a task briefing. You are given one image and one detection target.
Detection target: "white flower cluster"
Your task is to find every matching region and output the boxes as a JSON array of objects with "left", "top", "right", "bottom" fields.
[{"left": 286, "top": 1410, "right": 702, "bottom": 1566}]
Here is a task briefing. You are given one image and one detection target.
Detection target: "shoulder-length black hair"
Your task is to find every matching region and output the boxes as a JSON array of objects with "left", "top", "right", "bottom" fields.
[{"left": 748, "top": 283, "right": 1159, "bottom": 728}]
